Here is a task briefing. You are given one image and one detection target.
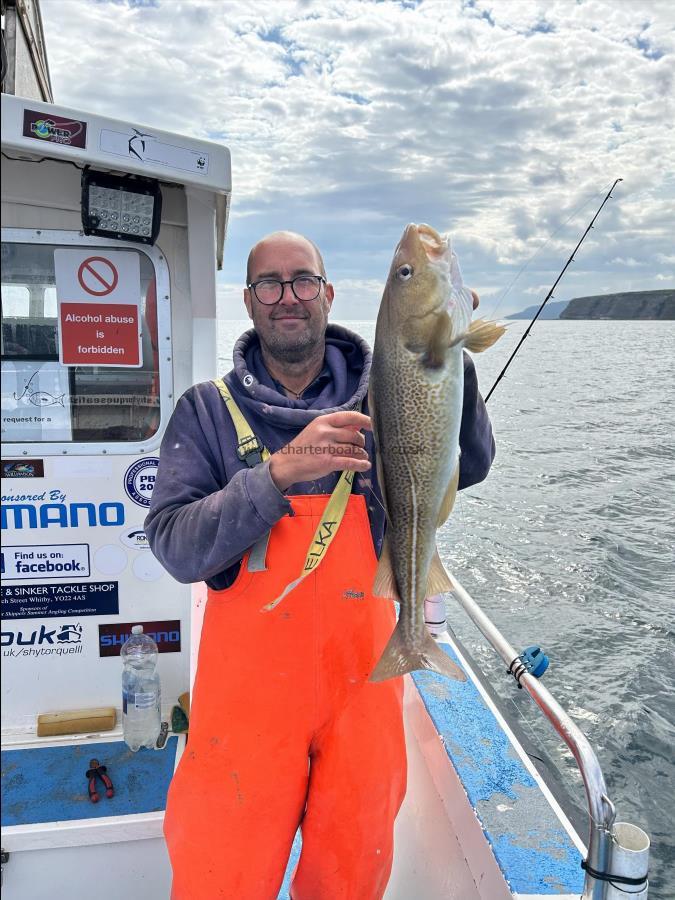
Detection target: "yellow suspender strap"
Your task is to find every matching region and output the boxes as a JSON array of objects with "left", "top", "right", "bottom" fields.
[
  {"left": 212, "top": 378, "right": 270, "bottom": 466},
  {"left": 262, "top": 467, "right": 355, "bottom": 611},
  {"left": 213, "top": 378, "right": 270, "bottom": 572},
  {"left": 213, "top": 377, "right": 358, "bottom": 608}
]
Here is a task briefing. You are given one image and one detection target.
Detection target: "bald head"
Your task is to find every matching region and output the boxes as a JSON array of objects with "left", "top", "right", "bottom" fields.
[
  {"left": 243, "top": 230, "right": 334, "bottom": 367},
  {"left": 246, "top": 231, "right": 327, "bottom": 284}
]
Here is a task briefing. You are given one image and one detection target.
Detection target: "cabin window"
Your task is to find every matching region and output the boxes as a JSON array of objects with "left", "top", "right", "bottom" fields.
[{"left": 1, "top": 240, "right": 162, "bottom": 445}]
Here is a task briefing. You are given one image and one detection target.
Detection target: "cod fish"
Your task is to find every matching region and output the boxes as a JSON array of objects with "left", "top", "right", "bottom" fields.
[{"left": 369, "top": 223, "right": 505, "bottom": 682}]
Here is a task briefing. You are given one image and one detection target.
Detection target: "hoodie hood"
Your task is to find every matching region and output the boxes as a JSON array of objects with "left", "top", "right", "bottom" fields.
[{"left": 225, "top": 324, "right": 372, "bottom": 430}]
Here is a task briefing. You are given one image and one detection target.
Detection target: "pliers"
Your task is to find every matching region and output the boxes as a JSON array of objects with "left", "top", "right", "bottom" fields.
[{"left": 86, "top": 758, "right": 114, "bottom": 803}]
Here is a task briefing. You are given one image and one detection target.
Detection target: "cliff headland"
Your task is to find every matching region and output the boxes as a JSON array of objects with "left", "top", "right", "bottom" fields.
[{"left": 560, "top": 290, "right": 674, "bottom": 320}]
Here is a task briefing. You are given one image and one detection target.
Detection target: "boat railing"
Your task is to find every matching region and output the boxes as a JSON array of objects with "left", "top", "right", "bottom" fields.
[{"left": 448, "top": 576, "right": 649, "bottom": 900}]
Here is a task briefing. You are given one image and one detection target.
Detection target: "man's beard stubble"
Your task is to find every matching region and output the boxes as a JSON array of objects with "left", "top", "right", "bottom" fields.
[{"left": 257, "top": 307, "right": 328, "bottom": 365}]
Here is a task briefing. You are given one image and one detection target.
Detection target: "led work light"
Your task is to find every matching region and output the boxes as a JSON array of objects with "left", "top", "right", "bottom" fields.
[{"left": 81, "top": 168, "right": 162, "bottom": 245}]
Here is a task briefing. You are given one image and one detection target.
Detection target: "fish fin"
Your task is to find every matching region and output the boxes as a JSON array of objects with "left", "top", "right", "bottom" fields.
[
  {"left": 418, "top": 632, "right": 466, "bottom": 682},
  {"left": 436, "top": 463, "right": 459, "bottom": 527},
  {"left": 463, "top": 318, "right": 506, "bottom": 353},
  {"left": 426, "top": 546, "right": 454, "bottom": 595},
  {"left": 372, "top": 536, "right": 399, "bottom": 599},
  {"left": 422, "top": 311, "right": 453, "bottom": 369},
  {"left": 370, "top": 624, "right": 466, "bottom": 683}
]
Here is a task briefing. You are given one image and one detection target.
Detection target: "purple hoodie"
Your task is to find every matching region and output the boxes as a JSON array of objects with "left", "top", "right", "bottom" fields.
[{"left": 145, "top": 324, "right": 495, "bottom": 590}]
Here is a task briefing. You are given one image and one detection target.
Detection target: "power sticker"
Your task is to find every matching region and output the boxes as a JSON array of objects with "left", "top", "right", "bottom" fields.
[{"left": 22, "top": 110, "right": 88, "bottom": 148}]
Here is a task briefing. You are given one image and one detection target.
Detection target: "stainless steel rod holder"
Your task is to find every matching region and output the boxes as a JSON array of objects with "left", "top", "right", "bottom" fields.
[{"left": 449, "top": 576, "right": 616, "bottom": 899}]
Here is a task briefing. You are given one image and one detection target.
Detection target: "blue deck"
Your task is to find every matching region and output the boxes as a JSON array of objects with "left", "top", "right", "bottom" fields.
[
  {"left": 277, "top": 641, "right": 584, "bottom": 898},
  {"left": 1, "top": 737, "right": 178, "bottom": 826},
  {"left": 412, "top": 642, "right": 584, "bottom": 895}
]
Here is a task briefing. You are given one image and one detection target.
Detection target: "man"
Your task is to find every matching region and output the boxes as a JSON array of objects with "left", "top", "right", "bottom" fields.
[{"left": 145, "top": 231, "right": 496, "bottom": 899}]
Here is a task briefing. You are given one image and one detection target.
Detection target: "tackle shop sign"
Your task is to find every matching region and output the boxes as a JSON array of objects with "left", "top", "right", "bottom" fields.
[
  {"left": 1, "top": 582, "right": 119, "bottom": 620},
  {"left": 54, "top": 249, "right": 142, "bottom": 367}
]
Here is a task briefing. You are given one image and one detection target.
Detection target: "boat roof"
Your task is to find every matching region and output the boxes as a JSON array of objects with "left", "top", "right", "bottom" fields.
[
  {"left": 1, "top": 93, "right": 232, "bottom": 266},
  {"left": 1, "top": 93, "right": 231, "bottom": 194}
]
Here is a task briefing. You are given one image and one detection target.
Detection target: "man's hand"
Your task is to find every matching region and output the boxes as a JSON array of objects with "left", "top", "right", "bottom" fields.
[{"left": 269, "top": 411, "right": 372, "bottom": 491}]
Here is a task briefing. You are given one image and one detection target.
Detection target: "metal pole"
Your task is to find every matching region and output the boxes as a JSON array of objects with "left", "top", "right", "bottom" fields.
[{"left": 449, "top": 576, "right": 615, "bottom": 899}]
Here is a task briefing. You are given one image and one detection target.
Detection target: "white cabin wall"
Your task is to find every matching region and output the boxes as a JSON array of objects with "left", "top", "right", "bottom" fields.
[
  {"left": 1, "top": 156, "right": 195, "bottom": 405},
  {"left": 185, "top": 188, "right": 217, "bottom": 387}
]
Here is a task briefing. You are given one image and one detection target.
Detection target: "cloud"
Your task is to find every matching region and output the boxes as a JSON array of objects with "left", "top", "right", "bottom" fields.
[
  {"left": 611, "top": 257, "right": 641, "bottom": 267},
  {"left": 40, "top": 0, "right": 675, "bottom": 317}
]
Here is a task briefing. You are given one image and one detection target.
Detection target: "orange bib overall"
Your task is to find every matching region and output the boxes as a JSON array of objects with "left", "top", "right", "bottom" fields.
[{"left": 164, "top": 493, "right": 407, "bottom": 899}]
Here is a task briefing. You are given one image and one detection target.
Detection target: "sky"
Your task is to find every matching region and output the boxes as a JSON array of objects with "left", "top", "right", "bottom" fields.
[{"left": 40, "top": 0, "right": 675, "bottom": 319}]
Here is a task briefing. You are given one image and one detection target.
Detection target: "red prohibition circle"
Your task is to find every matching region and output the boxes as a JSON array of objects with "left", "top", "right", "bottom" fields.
[{"left": 77, "top": 256, "right": 119, "bottom": 296}]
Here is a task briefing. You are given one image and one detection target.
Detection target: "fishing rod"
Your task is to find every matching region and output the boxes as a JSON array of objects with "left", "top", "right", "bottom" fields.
[{"left": 484, "top": 177, "right": 623, "bottom": 404}]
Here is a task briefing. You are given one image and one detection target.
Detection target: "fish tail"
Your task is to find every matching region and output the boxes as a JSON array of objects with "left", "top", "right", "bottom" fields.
[{"left": 369, "top": 622, "right": 466, "bottom": 683}]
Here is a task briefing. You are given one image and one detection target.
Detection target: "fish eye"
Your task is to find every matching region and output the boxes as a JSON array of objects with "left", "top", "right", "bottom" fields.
[{"left": 396, "top": 264, "right": 414, "bottom": 281}]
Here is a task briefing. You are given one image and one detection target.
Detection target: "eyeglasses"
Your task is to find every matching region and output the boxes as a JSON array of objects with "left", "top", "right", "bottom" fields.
[{"left": 247, "top": 275, "right": 326, "bottom": 305}]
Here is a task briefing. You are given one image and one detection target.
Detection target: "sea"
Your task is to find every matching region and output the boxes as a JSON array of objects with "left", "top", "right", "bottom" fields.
[{"left": 218, "top": 318, "right": 675, "bottom": 898}]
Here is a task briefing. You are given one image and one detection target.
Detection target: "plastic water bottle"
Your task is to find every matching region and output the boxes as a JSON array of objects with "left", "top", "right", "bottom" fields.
[{"left": 121, "top": 625, "right": 161, "bottom": 751}]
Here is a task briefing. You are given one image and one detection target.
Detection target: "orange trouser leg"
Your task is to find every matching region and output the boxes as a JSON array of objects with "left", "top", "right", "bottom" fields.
[
  {"left": 164, "top": 560, "right": 315, "bottom": 899},
  {"left": 291, "top": 677, "right": 406, "bottom": 900},
  {"left": 165, "top": 729, "right": 310, "bottom": 899}
]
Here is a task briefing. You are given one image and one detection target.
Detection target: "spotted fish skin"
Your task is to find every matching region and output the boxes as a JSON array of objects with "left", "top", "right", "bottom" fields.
[{"left": 369, "top": 223, "right": 504, "bottom": 683}]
